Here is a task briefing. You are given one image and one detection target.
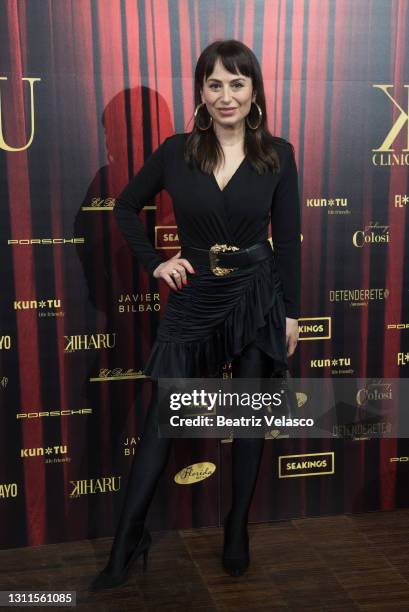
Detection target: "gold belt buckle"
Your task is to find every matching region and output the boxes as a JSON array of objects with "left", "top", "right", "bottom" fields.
[{"left": 209, "top": 243, "right": 240, "bottom": 276}]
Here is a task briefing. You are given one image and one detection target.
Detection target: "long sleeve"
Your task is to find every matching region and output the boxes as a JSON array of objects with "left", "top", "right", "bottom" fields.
[
  {"left": 271, "top": 142, "right": 301, "bottom": 319},
  {"left": 113, "top": 137, "right": 169, "bottom": 276}
]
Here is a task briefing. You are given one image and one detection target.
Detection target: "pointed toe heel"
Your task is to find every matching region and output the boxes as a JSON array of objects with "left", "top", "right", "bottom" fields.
[
  {"left": 89, "top": 527, "right": 152, "bottom": 591},
  {"left": 222, "top": 513, "right": 250, "bottom": 578},
  {"left": 222, "top": 554, "right": 250, "bottom": 577}
]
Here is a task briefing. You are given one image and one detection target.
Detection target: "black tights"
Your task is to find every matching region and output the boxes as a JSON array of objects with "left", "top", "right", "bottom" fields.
[{"left": 105, "top": 341, "right": 275, "bottom": 572}]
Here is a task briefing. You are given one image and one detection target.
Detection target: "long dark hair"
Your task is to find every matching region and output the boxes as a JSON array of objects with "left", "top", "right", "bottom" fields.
[{"left": 184, "top": 39, "right": 287, "bottom": 175}]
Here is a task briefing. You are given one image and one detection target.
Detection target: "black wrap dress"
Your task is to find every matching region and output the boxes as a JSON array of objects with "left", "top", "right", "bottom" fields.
[{"left": 114, "top": 132, "right": 301, "bottom": 379}]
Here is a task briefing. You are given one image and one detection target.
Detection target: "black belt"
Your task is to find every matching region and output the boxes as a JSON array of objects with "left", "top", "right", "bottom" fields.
[{"left": 180, "top": 240, "right": 274, "bottom": 276}]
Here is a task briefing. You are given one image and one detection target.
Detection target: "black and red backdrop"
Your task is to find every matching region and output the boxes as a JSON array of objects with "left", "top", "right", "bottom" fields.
[{"left": 0, "top": 0, "right": 409, "bottom": 548}]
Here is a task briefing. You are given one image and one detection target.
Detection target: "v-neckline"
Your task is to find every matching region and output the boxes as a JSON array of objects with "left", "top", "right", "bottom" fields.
[{"left": 211, "top": 156, "right": 247, "bottom": 193}]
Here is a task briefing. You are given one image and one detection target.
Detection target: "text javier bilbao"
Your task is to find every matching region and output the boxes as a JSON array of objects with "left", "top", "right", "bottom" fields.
[{"left": 163, "top": 389, "right": 314, "bottom": 429}]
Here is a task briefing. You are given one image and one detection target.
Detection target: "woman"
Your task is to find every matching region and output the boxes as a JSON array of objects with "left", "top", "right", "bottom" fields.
[{"left": 90, "top": 38, "right": 300, "bottom": 590}]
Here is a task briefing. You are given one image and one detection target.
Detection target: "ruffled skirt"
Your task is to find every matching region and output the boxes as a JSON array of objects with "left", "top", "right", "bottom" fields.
[{"left": 144, "top": 255, "right": 288, "bottom": 379}]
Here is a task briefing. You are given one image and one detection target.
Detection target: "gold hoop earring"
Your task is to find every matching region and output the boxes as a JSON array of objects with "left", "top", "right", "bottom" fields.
[
  {"left": 246, "top": 101, "right": 263, "bottom": 130},
  {"left": 194, "top": 102, "right": 213, "bottom": 131}
]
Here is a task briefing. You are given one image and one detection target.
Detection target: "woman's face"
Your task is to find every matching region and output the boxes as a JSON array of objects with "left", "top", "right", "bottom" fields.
[{"left": 200, "top": 57, "right": 256, "bottom": 129}]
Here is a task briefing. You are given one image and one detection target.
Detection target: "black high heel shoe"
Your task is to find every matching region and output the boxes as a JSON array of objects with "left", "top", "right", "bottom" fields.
[
  {"left": 89, "top": 527, "right": 152, "bottom": 591},
  {"left": 222, "top": 513, "right": 250, "bottom": 577}
]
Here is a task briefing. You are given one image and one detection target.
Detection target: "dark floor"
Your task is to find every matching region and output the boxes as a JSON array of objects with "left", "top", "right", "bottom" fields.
[{"left": 1, "top": 510, "right": 409, "bottom": 611}]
